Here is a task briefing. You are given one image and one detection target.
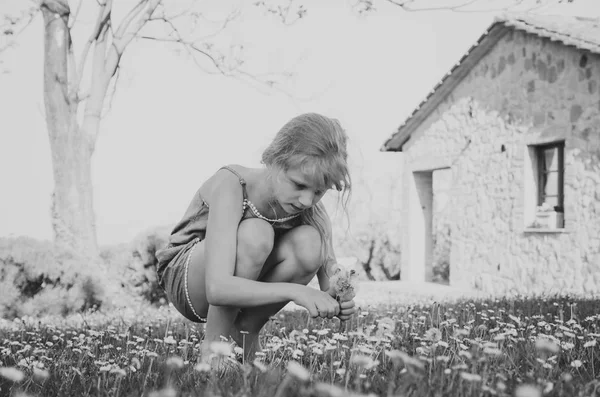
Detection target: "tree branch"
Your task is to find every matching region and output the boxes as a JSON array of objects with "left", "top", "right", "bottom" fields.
[
  {"left": 77, "top": 0, "right": 113, "bottom": 151},
  {"left": 385, "top": 0, "right": 569, "bottom": 13},
  {"left": 148, "top": 7, "right": 240, "bottom": 41},
  {"left": 111, "top": 0, "right": 161, "bottom": 56},
  {"left": 137, "top": 35, "right": 227, "bottom": 75},
  {"left": 137, "top": 12, "right": 240, "bottom": 76},
  {"left": 113, "top": 0, "right": 147, "bottom": 41},
  {"left": 147, "top": 2, "right": 196, "bottom": 24},
  {"left": 91, "top": 0, "right": 112, "bottom": 82},
  {"left": 0, "top": 4, "right": 40, "bottom": 65},
  {"left": 385, "top": 0, "right": 482, "bottom": 12},
  {"left": 67, "top": 30, "right": 78, "bottom": 102},
  {"left": 344, "top": 0, "right": 572, "bottom": 14},
  {"left": 68, "top": 0, "right": 83, "bottom": 29},
  {"left": 137, "top": 30, "right": 304, "bottom": 101},
  {"left": 103, "top": 63, "right": 121, "bottom": 117},
  {"left": 254, "top": 0, "right": 307, "bottom": 26},
  {"left": 78, "top": 0, "right": 160, "bottom": 151},
  {"left": 148, "top": 10, "right": 309, "bottom": 98},
  {"left": 74, "top": 0, "right": 111, "bottom": 100}
]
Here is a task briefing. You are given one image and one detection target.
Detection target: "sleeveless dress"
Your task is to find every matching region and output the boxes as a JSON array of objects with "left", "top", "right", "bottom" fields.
[{"left": 155, "top": 166, "right": 300, "bottom": 323}]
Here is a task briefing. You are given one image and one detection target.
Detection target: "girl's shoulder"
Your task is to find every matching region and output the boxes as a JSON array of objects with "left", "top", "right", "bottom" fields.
[
  {"left": 199, "top": 164, "right": 249, "bottom": 205},
  {"left": 215, "top": 164, "right": 255, "bottom": 184}
]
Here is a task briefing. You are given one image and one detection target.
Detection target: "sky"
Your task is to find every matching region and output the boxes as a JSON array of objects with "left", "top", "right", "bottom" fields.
[{"left": 1, "top": 0, "right": 598, "bottom": 245}]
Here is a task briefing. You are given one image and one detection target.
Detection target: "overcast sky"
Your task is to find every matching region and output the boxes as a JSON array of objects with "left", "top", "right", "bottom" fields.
[{"left": 1, "top": 0, "right": 598, "bottom": 245}]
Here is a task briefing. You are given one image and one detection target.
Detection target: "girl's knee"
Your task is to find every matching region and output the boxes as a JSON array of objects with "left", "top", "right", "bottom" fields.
[
  {"left": 289, "top": 225, "right": 322, "bottom": 274},
  {"left": 237, "top": 218, "right": 275, "bottom": 266}
]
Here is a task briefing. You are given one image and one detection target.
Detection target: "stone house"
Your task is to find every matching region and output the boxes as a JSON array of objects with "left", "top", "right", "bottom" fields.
[{"left": 381, "top": 14, "right": 600, "bottom": 295}]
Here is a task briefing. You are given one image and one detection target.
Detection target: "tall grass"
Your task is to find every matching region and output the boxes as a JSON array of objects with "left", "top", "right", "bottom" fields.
[{"left": 1, "top": 295, "right": 599, "bottom": 397}]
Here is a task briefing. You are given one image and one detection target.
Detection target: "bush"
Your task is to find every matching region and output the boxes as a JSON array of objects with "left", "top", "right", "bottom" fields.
[
  {"left": 129, "top": 224, "right": 171, "bottom": 304},
  {"left": 333, "top": 227, "right": 401, "bottom": 282},
  {"left": 101, "top": 224, "right": 171, "bottom": 305},
  {"left": 0, "top": 225, "right": 172, "bottom": 320},
  {"left": 0, "top": 237, "right": 105, "bottom": 319}
]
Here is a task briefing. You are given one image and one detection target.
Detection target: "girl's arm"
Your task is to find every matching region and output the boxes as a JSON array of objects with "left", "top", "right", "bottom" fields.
[{"left": 203, "top": 170, "right": 337, "bottom": 317}]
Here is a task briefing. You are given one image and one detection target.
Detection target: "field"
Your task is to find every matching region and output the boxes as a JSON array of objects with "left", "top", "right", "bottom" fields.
[{"left": 1, "top": 293, "right": 600, "bottom": 397}]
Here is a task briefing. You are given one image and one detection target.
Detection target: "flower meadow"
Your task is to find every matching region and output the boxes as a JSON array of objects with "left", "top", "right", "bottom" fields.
[{"left": 1, "top": 295, "right": 600, "bottom": 397}]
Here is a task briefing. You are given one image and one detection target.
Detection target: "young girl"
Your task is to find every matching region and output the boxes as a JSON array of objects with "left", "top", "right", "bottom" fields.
[{"left": 155, "top": 113, "right": 357, "bottom": 361}]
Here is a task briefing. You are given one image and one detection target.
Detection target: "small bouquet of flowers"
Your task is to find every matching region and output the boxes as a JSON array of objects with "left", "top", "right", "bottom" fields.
[
  {"left": 329, "top": 264, "right": 358, "bottom": 331},
  {"left": 330, "top": 266, "right": 358, "bottom": 301}
]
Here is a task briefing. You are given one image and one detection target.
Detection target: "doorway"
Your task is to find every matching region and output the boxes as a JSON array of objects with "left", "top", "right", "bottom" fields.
[
  {"left": 410, "top": 168, "right": 452, "bottom": 283},
  {"left": 411, "top": 171, "right": 433, "bottom": 282}
]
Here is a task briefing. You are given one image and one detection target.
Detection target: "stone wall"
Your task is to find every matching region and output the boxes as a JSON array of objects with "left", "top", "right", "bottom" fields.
[
  {"left": 400, "top": 28, "right": 600, "bottom": 295},
  {"left": 432, "top": 168, "right": 452, "bottom": 284}
]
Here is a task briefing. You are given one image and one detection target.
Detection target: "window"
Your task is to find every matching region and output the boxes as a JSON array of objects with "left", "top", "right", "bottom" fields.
[
  {"left": 525, "top": 140, "right": 565, "bottom": 230},
  {"left": 536, "top": 142, "right": 564, "bottom": 212}
]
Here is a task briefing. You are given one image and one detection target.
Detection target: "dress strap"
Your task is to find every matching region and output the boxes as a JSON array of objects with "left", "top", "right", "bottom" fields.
[{"left": 219, "top": 166, "right": 248, "bottom": 200}]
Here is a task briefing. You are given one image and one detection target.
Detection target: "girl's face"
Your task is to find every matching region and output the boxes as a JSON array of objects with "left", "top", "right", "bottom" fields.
[{"left": 272, "top": 167, "right": 328, "bottom": 214}]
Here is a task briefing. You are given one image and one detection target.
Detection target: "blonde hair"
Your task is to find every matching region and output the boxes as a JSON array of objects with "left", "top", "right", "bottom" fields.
[{"left": 262, "top": 113, "right": 351, "bottom": 266}]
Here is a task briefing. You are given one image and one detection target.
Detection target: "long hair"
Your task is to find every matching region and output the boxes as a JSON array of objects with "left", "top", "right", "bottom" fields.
[{"left": 262, "top": 113, "right": 352, "bottom": 267}]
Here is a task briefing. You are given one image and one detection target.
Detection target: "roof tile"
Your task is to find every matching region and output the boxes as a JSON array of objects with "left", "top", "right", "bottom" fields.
[
  {"left": 382, "top": 13, "right": 600, "bottom": 151},
  {"left": 498, "top": 13, "right": 600, "bottom": 54}
]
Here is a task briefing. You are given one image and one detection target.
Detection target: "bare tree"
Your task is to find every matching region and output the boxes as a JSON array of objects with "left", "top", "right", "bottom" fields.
[
  {"left": 29, "top": 0, "right": 292, "bottom": 257},
  {"left": 0, "top": 0, "right": 303, "bottom": 260},
  {"left": 38, "top": 0, "right": 169, "bottom": 256}
]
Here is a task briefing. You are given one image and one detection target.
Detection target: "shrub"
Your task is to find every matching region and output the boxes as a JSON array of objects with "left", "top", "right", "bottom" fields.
[
  {"left": 130, "top": 225, "right": 171, "bottom": 271},
  {"left": 333, "top": 227, "right": 401, "bottom": 282},
  {"left": 0, "top": 225, "right": 173, "bottom": 320},
  {"left": 0, "top": 237, "right": 105, "bottom": 318},
  {"left": 100, "top": 225, "right": 171, "bottom": 305},
  {"left": 129, "top": 224, "right": 171, "bottom": 304}
]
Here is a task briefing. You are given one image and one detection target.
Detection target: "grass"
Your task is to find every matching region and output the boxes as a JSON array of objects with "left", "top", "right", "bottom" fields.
[{"left": 1, "top": 295, "right": 600, "bottom": 397}]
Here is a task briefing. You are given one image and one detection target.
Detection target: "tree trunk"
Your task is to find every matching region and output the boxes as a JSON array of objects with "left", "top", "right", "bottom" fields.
[
  {"left": 378, "top": 261, "right": 400, "bottom": 281},
  {"left": 42, "top": 1, "right": 98, "bottom": 256},
  {"left": 361, "top": 239, "right": 376, "bottom": 281}
]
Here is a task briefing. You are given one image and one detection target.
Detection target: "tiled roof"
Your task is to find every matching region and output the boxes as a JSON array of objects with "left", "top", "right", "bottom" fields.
[
  {"left": 381, "top": 13, "right": 600, "bottom": 152},
  {"left": 502, "top": 13, "right": 600, "bottom": 54}
]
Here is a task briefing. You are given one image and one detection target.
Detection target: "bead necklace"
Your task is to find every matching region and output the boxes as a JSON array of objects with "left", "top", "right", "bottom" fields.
[{"left": 243, "top": 198, "right": 300, "bottom": 223}]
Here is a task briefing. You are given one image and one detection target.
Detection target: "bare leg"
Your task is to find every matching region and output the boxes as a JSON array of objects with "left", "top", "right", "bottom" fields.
[
  {"left": 187, "top": 218, "right": 275, "bottom": 362},
  {"left": 230, "top": 225, "right": 322, "bottom": 359}
]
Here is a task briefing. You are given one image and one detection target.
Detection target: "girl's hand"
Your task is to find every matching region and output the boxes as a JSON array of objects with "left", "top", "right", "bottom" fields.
[
  {"left": 291, "top": 285, "right": 340, "bottom": 319},
  {"left": 326, "top": 286, "right": 357, "bottom": 321},
  {"left": 337, "top": 299, "right": 356, "bottom": 321}
]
